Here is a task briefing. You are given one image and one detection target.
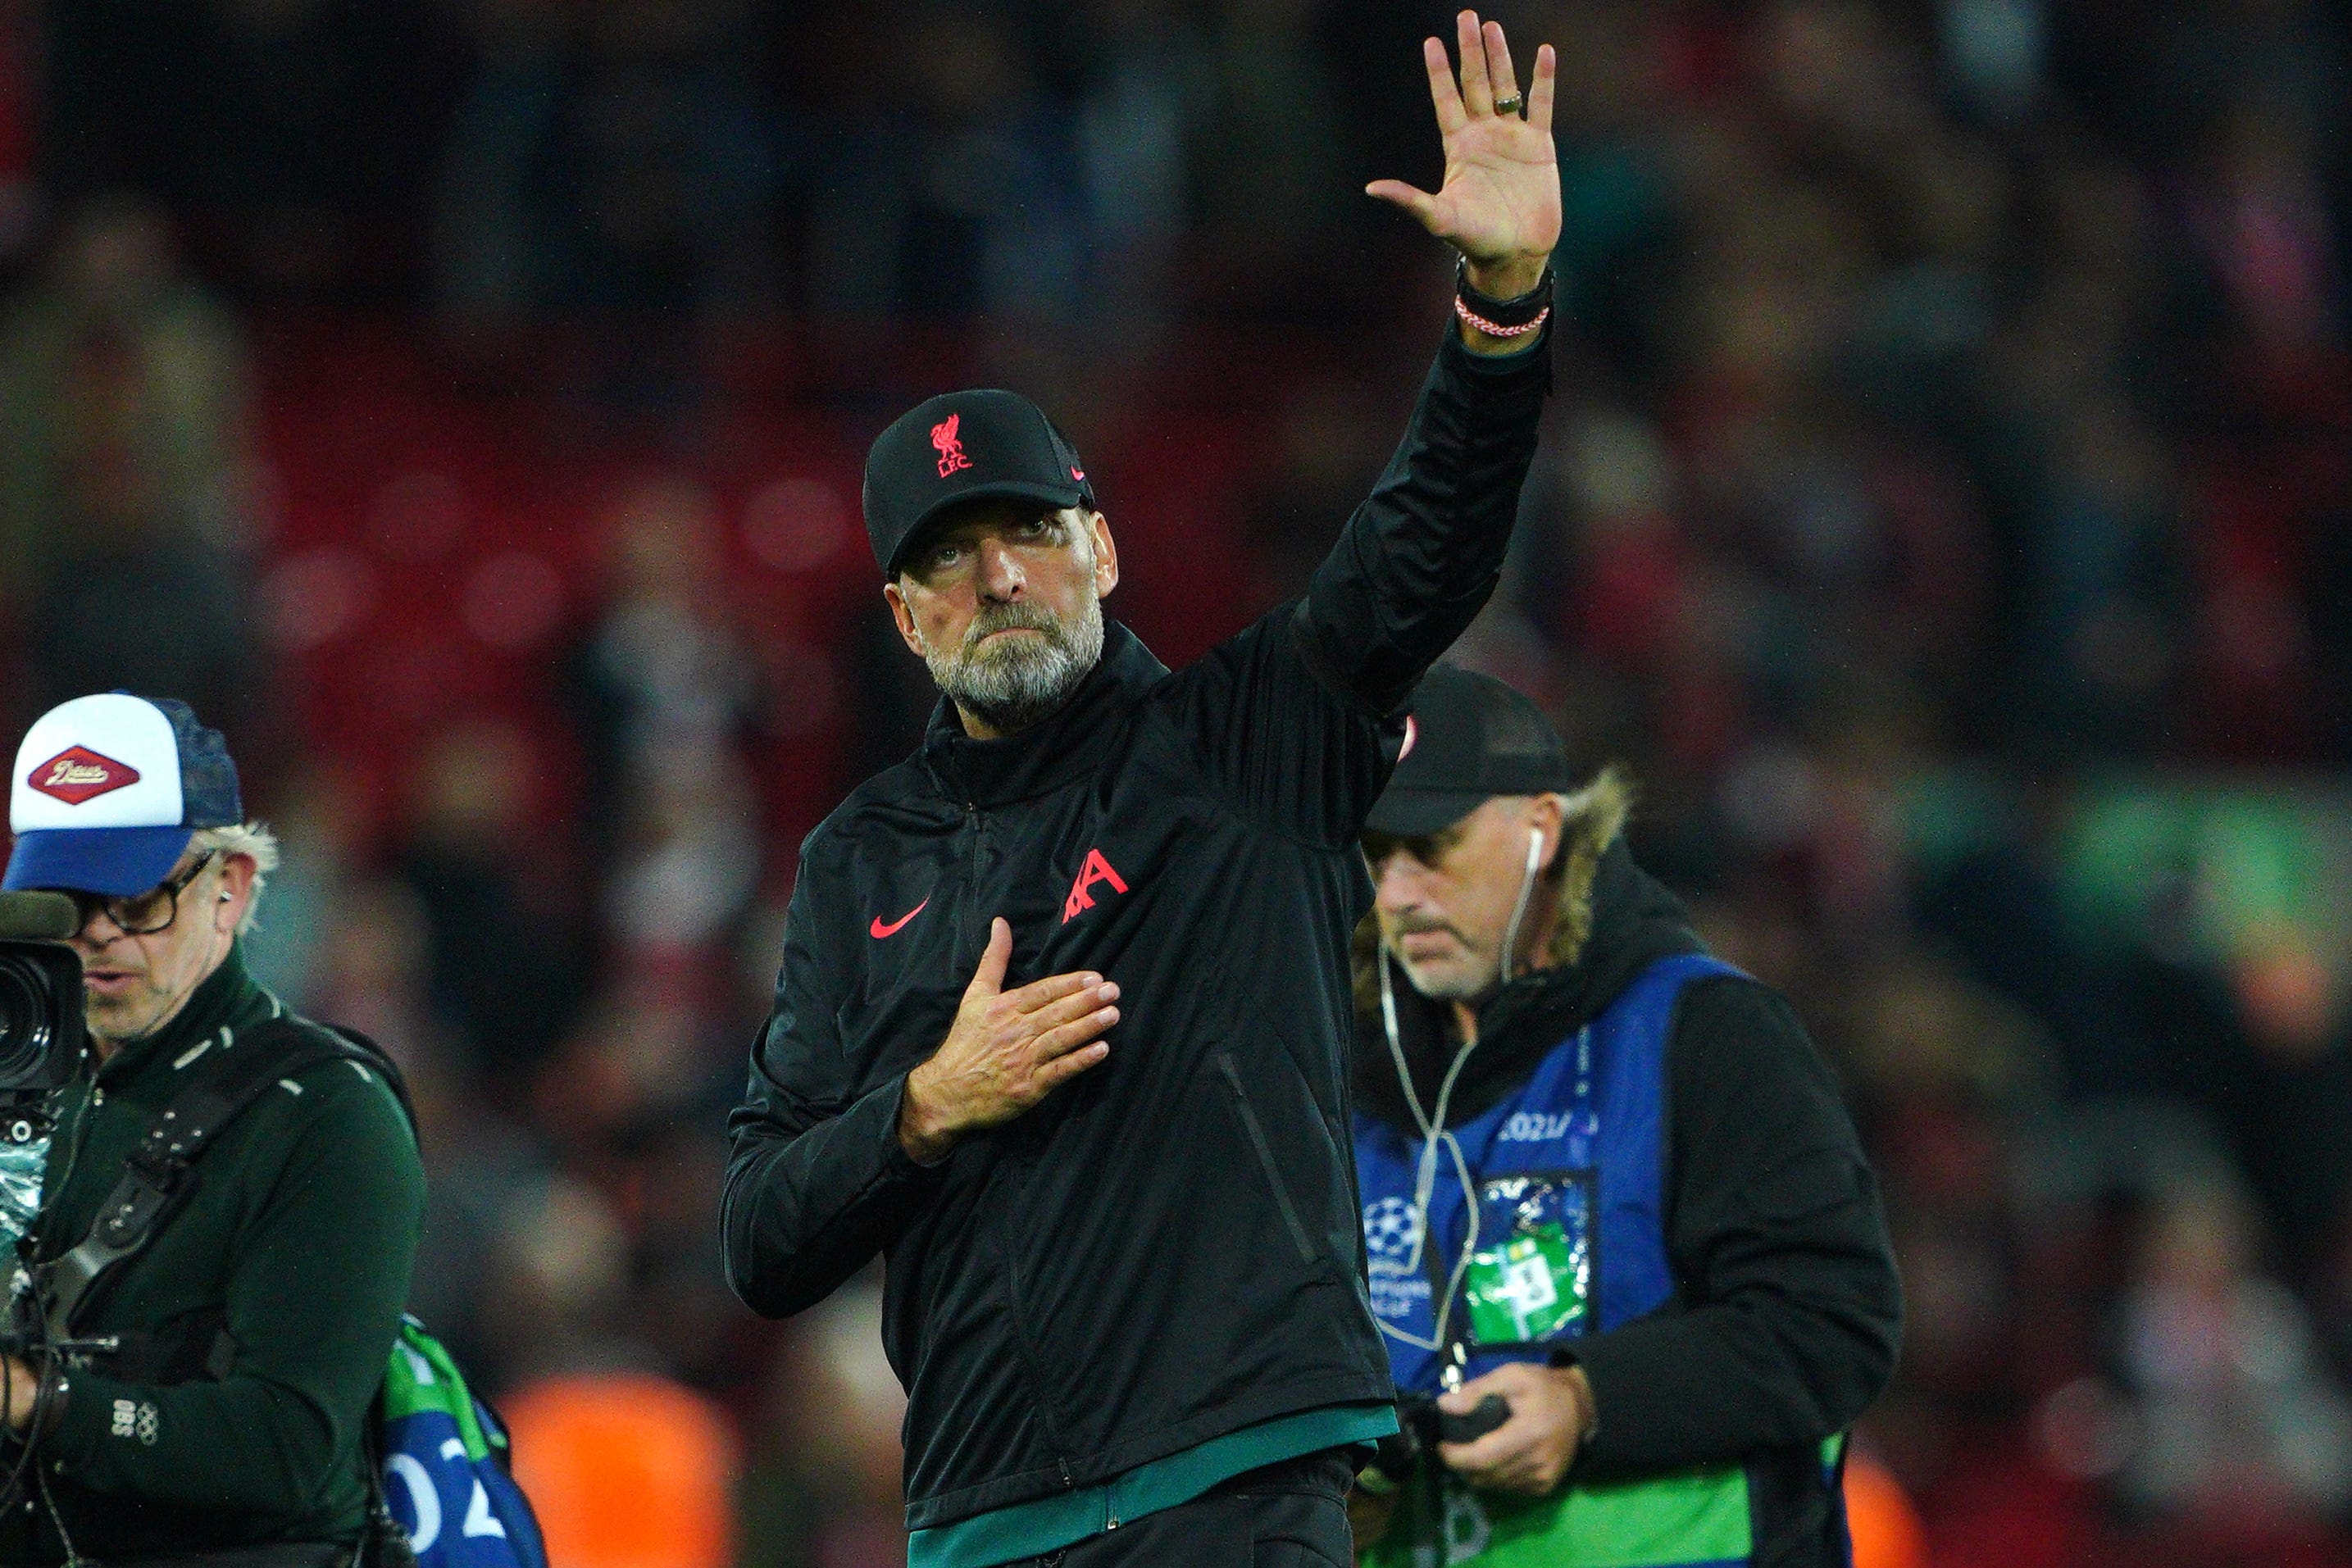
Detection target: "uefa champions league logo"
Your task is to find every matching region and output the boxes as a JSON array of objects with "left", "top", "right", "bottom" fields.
[{"left": 1363, "top": 1197, "right": 1422, "bottom": 1274}]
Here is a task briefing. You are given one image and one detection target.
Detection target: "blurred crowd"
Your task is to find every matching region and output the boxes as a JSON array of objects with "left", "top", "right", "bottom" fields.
[{"left": 3, "top": 0, "right": 2352, "bottom": 1564}]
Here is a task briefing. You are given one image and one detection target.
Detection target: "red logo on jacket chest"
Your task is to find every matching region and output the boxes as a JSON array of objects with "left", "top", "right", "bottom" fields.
[{"left": 1062, "top": 848, "right": 1129, "bottom": 922}]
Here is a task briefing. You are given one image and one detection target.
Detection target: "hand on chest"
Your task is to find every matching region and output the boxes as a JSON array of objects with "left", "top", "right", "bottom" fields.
[{"left": 843, "top": 780, "right": 1228, "bottom": 1071}]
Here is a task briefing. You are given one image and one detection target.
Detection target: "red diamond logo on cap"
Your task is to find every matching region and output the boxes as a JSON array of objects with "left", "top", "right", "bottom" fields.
[{"left": 28, "top": 746, "right": 141, "bottom": 807}]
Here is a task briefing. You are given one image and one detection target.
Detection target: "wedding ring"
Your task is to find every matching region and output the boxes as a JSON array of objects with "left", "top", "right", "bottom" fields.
[{"left": 1493, "top": 93, "right": 1524, "bottom": 117}]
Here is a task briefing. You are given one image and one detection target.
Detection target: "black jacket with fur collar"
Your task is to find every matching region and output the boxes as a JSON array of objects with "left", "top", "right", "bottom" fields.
[{"left": 1353, "top": 837, "right": 1903, "bottom": 1568}]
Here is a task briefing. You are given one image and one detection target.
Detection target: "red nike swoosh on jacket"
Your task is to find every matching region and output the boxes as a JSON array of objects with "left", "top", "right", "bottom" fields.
[{"left": 870, "top": 898, "right": 929, "bottom": 939}]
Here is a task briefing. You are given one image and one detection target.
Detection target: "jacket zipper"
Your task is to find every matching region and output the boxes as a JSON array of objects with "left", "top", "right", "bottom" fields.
[
  {"left": 1215, "top": 1053, "right": 1317, "bottom": 1266},
  {"left": 963, "top": 797, "right": 1077, "bottom": 1486},
  {"left": 945, "top": 784, "right": 1081, "bottom": 1495},
  {"left": 959, "top": 803, "right": 982, "bottom": 970}
]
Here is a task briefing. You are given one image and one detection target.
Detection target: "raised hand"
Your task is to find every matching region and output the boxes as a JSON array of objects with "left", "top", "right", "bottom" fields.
[
  {"left": 898, "top": 918, "right": 1120, "bottom": 1165},
  {"left": 1367, "top": 10, "right": 1562, "bottom": 300}
]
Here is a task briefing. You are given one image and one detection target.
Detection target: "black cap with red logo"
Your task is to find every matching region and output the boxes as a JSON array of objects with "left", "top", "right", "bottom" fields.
[
  {"left": 862, "top": 389, "right": 1099, "bottom": 577},
  {"left": 1366, "top": 664, "right": 1576, "bottom": 839}
]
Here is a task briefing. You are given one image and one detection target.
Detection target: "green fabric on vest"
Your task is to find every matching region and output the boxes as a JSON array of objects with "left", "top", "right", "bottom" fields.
[
  {"left": 1363, "top": 1462, "right": 1752, "bottom": 1568},
  {"left": 384, "top": 1318, "right": 498, "bottom": 1463},
  {"left": 1363, "top": 1435, "right": 1852, "bottom": 1567},
  {"left": 908, "top": 1402, "right": 1398, "bottom": 1568},
  {"left": 0, "top": 947, "right": 427, "bottom": 1563}
]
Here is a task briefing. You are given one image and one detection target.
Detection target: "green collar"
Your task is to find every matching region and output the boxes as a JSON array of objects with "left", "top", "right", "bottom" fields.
[{"left": 95, "top": 943, "right": 278, "bottom": 1085}]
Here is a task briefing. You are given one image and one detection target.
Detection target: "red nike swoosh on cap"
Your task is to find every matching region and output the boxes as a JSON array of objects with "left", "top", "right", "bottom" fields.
[{"left": 870, "top": 898, "right": 929, "bottom": 939}]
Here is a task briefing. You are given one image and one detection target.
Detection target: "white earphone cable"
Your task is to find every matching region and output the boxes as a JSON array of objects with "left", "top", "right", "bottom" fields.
[
  {"left": 1376, "top": 942, "right": 1482, "bottom": 1355},
  {"left": 1495, "top": 824, "right": 1544, "bottom": 987},
  {"left": 1368, "top": 824, "right": 1546, "bottom": 1357}
]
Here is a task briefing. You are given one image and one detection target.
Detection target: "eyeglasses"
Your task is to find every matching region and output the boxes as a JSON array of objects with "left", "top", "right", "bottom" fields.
[{"left": 62, "top": 850, "right": 219, "bottom": 938}]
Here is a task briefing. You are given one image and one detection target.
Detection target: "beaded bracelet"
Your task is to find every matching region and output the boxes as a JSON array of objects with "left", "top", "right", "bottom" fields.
[{"left": 1454, "top": 295, "right": 1553, "bottom": 339}]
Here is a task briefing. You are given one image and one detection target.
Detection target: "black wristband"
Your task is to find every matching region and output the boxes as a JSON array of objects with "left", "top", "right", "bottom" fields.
[{"left": 1457, "top": 260, "right": 1554, "bottom": 327}]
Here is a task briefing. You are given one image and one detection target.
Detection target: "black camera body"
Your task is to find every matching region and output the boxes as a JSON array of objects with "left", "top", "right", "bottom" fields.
[
  {"left": 0, "top": 892, "right": 87, "bottom": 1107},
  {"left": 1371, "top": 1390, "right": 1515, "bottom": 1484}
]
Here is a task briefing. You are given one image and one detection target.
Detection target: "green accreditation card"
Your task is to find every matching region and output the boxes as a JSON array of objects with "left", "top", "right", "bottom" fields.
[{"left": 1463, "top": 1175, "right": 1592, "bottom": 1345}]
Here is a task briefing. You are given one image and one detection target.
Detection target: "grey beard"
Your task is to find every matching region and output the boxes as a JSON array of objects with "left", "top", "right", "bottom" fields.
[
  {"left": 1394, "top": 947, "right": 1501, "bottom": 1003},
  {"left": 924, "top": 593, "right": 1105, "bottom": 734}
]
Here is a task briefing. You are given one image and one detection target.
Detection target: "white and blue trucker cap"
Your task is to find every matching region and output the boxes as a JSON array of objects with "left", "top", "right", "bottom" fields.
[{"left": 5, "top": 693, "right": 243, "bottom": 897}]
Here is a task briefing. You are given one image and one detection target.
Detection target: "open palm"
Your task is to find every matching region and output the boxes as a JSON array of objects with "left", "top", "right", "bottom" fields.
[{"left": 1369, "top": 11, "right": 1562, "bottom": 280}]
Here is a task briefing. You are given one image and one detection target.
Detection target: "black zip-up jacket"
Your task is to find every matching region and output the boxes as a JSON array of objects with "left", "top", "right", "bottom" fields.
[
  {"left": 1356, "top": 841, "right": 1903, "bottom": 1566},
  {"left": 723, "top": 329, "right": 1551, "bottom": 1530}
]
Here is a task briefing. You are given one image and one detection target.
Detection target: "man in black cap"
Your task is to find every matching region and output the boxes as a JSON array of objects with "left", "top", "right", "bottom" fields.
[
  {"left": 1347, "top": 665, "right": 1900, "bottom": 1566},
  {"left": 725, "top": 14, "right": 1563, "bottom": 1565}
]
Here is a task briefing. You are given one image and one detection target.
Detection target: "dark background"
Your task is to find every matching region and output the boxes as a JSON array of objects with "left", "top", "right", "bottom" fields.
[{"left": 2, "top": 1, "right": 2350, "bottom": 1562}]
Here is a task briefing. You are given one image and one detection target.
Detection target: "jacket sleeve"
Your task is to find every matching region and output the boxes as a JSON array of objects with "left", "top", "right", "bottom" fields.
[
  {"left": 722, "top": 850, "right": 947, "bottom": 1318},
  {"left": 1563, "top": 978, "right": 1903, "bottom": 1475},
  {"left": 40, "top": 1065, "right": 424, "bottom": 1512},
  {"left": 1292, "top": 327, "right": 1550, "bottom": 715},
  {"left": 1175, "top": 329, "right": 1552, "bottom": 843}
]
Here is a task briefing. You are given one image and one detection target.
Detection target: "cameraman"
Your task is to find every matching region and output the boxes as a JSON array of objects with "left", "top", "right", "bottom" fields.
[
  {"left": 0, "top": 693, "right": 425, "bottom": 1565},
  {"left": 1349, "top": 667, "right": 1900, "bottom": 1566}
]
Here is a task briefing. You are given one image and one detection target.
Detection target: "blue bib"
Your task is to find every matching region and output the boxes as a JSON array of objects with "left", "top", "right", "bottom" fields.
[{"left": 1354, "top": 953, "right": 1741, "bottom": 1391}]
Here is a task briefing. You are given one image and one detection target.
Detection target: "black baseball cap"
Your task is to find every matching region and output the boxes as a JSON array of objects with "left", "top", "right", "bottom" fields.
[
  {"left": 863, "top": 389, "right": 1099, "bottom": 577},
  {"left": 1366, "top": 664, "right": 1576, "bottom": 838}
]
